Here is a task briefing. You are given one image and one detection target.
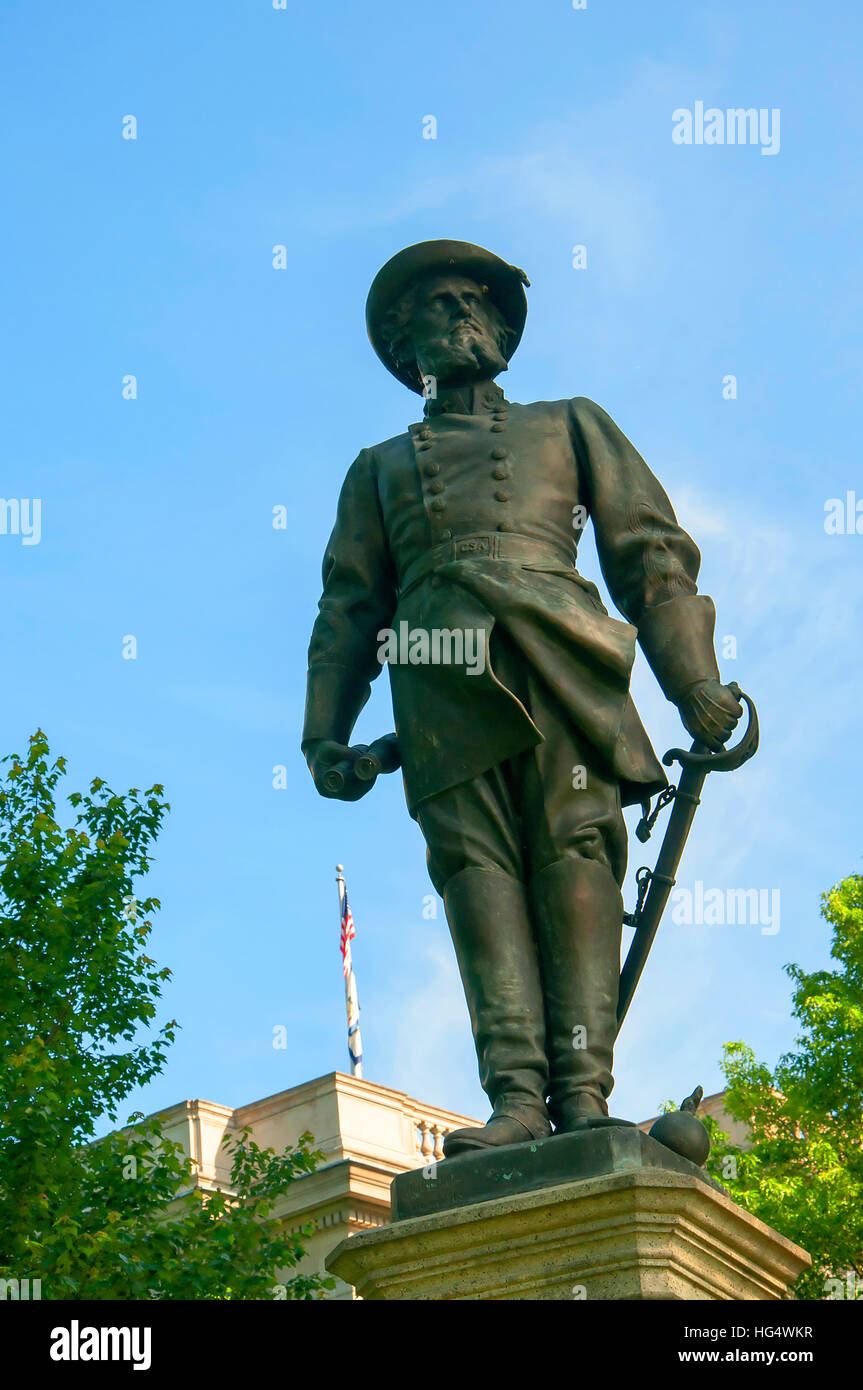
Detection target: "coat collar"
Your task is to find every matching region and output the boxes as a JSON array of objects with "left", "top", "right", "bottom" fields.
[{"left": 423, "top": 379, "right": 507, "bottom": 419}]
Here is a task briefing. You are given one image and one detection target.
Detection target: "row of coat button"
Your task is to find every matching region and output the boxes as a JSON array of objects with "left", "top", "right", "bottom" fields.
[
  {"left": 424, "top": 453, "right": 509, "bottom": 475},
  {"left": 413, "top": 409, "right": 513, "bottom": 524},
  {"left": 427, "top": 491, "right": 512, "bottom": 511}
]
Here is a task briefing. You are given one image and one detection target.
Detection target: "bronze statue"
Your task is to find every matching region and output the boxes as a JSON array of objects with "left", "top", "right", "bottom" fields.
[{"left": 302, "top": 240, "right": 744, "bottom": 1158}]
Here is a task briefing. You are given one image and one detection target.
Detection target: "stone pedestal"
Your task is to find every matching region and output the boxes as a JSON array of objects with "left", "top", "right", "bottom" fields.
[{"left": 325, "top": 1130, "right": 810, "bottom": 1300}]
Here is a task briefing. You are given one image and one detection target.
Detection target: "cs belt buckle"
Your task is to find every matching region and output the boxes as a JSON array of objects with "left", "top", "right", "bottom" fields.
[{"left": 454, "top": 535, "right": 492, "bottom": 559}]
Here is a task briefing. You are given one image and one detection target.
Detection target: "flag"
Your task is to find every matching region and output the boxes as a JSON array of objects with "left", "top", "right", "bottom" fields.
[
  {"left": 337, "top": 869, "right": 363, "bottom": 1078},
  {"left": 345, "top": 965, "right": 363, "bottom": 1076},
  {"left": 339, "top": 889, "right": 356, "bottom": 978}
]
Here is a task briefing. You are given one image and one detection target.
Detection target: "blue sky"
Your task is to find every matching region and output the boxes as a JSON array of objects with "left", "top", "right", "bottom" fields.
[{"left": 2, "top": 0, "right": 861, "bottom": 1131}]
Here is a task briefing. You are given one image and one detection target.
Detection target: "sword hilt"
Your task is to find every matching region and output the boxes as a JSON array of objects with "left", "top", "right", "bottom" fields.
[{"left": 662, "top": 683, "right": 759, "bottom": 774}]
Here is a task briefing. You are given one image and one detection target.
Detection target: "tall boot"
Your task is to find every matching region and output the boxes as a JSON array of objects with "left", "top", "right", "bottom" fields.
[
  {"left": 441, "top": 866, "right": 552, "bottom": 1157},
  {"left": 530, "top": 856, "right": 623, "bottom": 1131}
]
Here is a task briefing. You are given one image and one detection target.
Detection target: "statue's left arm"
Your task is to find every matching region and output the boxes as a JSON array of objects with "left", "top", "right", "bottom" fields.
[{"left": 569, "top": 397, "right": 741, "bottom": 750}]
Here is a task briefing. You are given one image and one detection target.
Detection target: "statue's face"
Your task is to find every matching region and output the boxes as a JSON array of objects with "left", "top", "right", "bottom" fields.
[{"left": 407, "top": 274, "right": 508, "bottom": 386}]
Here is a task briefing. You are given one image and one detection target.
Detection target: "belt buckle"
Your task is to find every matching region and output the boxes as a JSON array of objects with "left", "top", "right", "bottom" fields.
[{"left": 454, "top": 534, "right": 491, "bottom": 559}]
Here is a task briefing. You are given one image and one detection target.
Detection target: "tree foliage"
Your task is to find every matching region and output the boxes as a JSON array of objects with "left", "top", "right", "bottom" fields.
[
  {"left": 705, "top": 872, "right": 863, "bottom": 1300},
  {"left": 0, "top": 732, "right": 331, "bottom": 1299}
]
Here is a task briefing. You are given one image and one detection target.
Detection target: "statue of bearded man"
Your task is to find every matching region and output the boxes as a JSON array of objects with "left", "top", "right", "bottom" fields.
[{"left": 302, "top": 240, "right": 742, "bottom": 1157}]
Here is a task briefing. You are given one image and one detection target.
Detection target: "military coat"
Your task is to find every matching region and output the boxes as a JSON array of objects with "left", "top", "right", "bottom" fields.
[{"left": 303, "top": 380, "right": 720, "bottom": 815}]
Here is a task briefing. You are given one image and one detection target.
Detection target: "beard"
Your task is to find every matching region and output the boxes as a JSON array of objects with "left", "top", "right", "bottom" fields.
[{"left": 415, "top": 321, "right": 508, "bottom": 384}]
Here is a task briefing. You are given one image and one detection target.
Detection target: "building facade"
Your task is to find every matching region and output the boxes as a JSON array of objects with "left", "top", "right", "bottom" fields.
[
  {"left": 159, "top": 1074, "right": 747, "bottom": 1298},
  {"left": 159, "top": 1071, "right": 480, "bottom": 1299}
]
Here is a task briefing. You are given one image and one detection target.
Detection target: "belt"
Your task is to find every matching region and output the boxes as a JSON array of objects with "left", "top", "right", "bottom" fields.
[{"left": 398, "top": 533, "right": 575, "bottom": 600}]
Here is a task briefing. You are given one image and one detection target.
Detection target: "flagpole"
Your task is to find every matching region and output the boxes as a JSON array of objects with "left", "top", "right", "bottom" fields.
[{"left": 336, "top": 864, "right": 363, "bottom": 1079}]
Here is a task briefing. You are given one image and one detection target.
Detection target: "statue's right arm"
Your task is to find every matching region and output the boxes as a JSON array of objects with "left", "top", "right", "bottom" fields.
[{"left": 302, "top": 448, "right": 398, "bottom": 791}]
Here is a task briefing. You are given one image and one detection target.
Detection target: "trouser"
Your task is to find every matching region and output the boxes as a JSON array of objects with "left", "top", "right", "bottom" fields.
[{"left": 415, "top": 629, "right": 628, "bottom": 1129}]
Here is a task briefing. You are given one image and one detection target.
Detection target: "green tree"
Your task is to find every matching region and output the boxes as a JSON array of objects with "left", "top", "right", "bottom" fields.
[
  {"left": 0, "top": 731, "right": 331, "bottom": 1299},
  {"left": 706, "top": 872, "right": 863, "bottom": 1300}
]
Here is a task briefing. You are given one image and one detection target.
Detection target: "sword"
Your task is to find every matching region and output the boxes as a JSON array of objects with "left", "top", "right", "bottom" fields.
[{"left": 616, "top": 681, "right": 759, "bottom": 1035}]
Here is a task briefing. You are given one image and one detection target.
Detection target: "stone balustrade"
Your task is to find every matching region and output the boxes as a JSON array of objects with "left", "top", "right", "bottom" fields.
[{"left": 412, "top": 1116, "right": 451, "bottom": 1161}]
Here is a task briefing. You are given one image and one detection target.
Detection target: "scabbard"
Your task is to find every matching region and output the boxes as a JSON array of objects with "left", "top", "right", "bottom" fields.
[
  {"left": 615, "top": 684, "right": 758, "bottom": 1036},
  {"left": 616, "top": 756, "right": 706, "bottom": 1034}
]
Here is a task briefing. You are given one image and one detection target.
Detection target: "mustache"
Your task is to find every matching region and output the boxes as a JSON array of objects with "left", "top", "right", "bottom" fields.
[{"left": 446, "top": 318, "right": 495, "bottom": 343}]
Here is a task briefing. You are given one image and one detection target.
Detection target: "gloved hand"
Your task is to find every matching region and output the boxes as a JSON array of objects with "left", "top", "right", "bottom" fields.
[
  {"left": 676, "top": 679, "right": 743, "bottom": 753},
  {"left": 303, "top": 739, "right": 376, "bottom": 801}
]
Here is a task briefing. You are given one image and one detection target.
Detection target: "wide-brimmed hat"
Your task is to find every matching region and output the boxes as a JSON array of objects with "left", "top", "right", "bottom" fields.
[{"left": 366, "top": 239, "right": 530, "bottom": 393}]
